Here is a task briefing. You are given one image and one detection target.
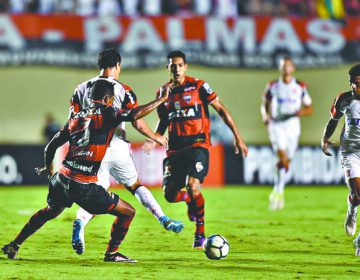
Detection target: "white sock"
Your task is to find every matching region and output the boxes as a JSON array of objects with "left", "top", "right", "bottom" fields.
[
  {"left": 274, "top": 168, "right": 287, "bottom": 194},
  {"left": 134, "top": 186, "right": 165, "bottom": 220},
  {"left": 76, "top": 208, "right": 94, "bottom": 226},
  {"left": 348, "top": 195, "right": 358, "bottom": 215}
]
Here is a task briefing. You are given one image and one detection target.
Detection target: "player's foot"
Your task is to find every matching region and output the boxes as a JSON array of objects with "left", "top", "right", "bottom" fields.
[
  {"left": 104, "top": 252, "right": 137, "bottom": 263},
  {"left": 1, "top": 241, "right": 19, "bottom": 259},
  {"left": 186, "top": 202, "right": 196, "bottom": 222},
  {"left": 269, "top": 191, "right": 285, "bottom": 210},
  {"left": 345, "top": 210, "right": 357, "bottom": 236},
  {"left": 159, "top": 216, "right": 184, "bottom": 233},
  {"left": 72, "top": 219, "right": 85, "bottom": 255},
  {"left": 193, "top": 234, "right": 205, "bottom": 249},
  {"left": 353, "top": 236, "right": 360, "bottom": 256}
]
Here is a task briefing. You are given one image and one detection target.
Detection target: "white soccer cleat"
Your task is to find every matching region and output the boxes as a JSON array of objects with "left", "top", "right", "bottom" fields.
[
  {"left": 344, "top": 211, "right": 357, "bottom": 236},
  {"left": 353, "top": 236, "right": 360, "bottom": 256},
  {"left": 269, "top": 191, "right": 285, "bottom": 211}
]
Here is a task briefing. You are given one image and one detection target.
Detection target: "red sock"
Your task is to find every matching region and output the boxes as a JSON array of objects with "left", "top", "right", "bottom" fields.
[
  {"left": 14, "top": 207, "right": 63, "bottom": 245},
  {"left": 106, "top": 214, "right": 133, "bottom": 253},
  {"left": 192, "top": 193, "right": 205, "bottom": 236},
  {"left": 174, "top": 191, "right": 191, "bottom": 203}
]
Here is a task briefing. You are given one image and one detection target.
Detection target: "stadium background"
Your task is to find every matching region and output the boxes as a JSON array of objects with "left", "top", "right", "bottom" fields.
[{"left": 1, "top": 1, "right": 360, "bottom": 279}]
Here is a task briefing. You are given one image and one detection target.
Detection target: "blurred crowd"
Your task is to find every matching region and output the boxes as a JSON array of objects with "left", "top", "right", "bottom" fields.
[{"left": 0, "top": 0, "right": 358, "bottom": 18}]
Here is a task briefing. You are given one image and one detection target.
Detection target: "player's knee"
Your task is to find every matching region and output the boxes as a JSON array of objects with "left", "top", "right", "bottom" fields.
[
  {"left": 126, "top": 181, "right": 141, "bottom": 195},
  {"left": 163, "top": 186, "right": 177, "bottom": 203},
  {"left": 187, "top": 182, "right": 200, "bottom": 196},
  {"left": 127, "top": 205, "right": 136, "bottom": 218}
]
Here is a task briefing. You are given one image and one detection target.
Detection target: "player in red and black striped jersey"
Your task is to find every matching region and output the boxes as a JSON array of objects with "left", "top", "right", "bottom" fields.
[
  {"left": 1, "top": 80, "right": 170, "bottom": 262},
  {"left": 143, "top": 50, "right": 248, "bottom": 248}
]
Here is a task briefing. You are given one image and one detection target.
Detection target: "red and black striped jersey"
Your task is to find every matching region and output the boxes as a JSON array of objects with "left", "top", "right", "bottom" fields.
[
  {"left": 157, "top": 76, "right": 218, "bottom": 156},
  {"left": 69, "top": 76, "right": 138, "bottom": 140},
  {"left": 59, "top": 103, "right": 131, "bottom": 183}
]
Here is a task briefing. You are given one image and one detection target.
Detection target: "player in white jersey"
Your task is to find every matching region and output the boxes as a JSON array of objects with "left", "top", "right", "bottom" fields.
[
  {"left": 261, "top": 56, "right": 313, "bottom": 210},
  {"left": 70, "top": 48, "right": 184, "bottom": 255},
  {"left": 321, "top": 64, "right": 360, "bottom": 256}
]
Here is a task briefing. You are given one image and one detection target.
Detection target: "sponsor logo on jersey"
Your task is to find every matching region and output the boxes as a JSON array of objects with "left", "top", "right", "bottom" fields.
[
  {"left": 183, "top": 95, "right": 191, "bottom": 103},
  {"left": 72, "top": 150, "right": 94, "bottom": 158},
  {"left": 195, "top": 162, "right": 204, "bottom": 172},
  {"left": 168, "top": 107, "right": 201, "bottom": 121},
  {"left": 184, "top": 86, "right": 196, "bottom": 92},
  {"left": 174, "top": 101, "right": 181, "bottom": 110},
  {"left": 65, "top": 160, "right": 94, "bottom": 173}
]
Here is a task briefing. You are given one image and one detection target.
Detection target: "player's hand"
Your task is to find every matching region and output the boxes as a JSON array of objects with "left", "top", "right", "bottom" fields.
[
  {"left": 321, "top": 138, "right": 334, "bottom": 156},
  {"left": 159, "top": 84, "right": 174, "bottom": 101},
  {"left": 35, "top": 166, "right": 53, "bottom": 178},
  {"left": 235, "top": 139, "right": 248, "bottom": 158},
  {"left": 155, "top": 135, "right": 168, "bottom": 149},
  {"left": 142, "top": 139, "right": 157, "bottom": 154}
]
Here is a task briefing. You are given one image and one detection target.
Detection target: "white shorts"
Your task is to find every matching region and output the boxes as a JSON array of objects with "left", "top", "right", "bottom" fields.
[
  {"left": 97, "top": 137, "right": 138, "bottom": 189},
  {"left": 341, "top": 152, "right": 360, "bottom": 179},
  {"left": 268, "top": 118, "right": 300, "bottom": 159}
]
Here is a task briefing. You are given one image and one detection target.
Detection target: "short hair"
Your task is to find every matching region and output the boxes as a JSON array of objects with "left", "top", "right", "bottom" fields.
[
  {"left": 349, "top": 64, "right": 360, "bottom": 83},
  {"left": 97, "top": 48, "right": 121, "bottom": 69},
  {"left": 167, "top": 50, "right": 186, "bottom": 64},
  {"left": 91, "top": 80, "right": 114, "bottom": 101},
  {"left": 279, "top": 55, "right": 293, "bottom": 65}
]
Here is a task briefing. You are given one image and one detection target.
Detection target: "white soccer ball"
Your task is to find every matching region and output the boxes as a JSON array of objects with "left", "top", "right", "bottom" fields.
[{"left": 203, "top": 234, "right": 230, "bottom": 260}]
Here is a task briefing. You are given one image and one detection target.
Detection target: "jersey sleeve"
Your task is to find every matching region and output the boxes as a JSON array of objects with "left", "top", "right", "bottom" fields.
[
  {"left": 262, "top": 82, "right": 273, "bottom": 102},
  {"left": 330, "top": 94, "right": 345, "bottom": 120},
  {"left": 198, "top": 81, "right": 218, "bottom": 104},
  {"left": 69, "top": 87, "right": 81, "bottom": 119},
  {"left": 106, "top": 106, "right": 132, "bottom": 127},
  {"left": 122, "top": 86, "right": 138, "bottom": 110},
  {"left": 156, "top": 87, "right": 168, "bottom": 120}
]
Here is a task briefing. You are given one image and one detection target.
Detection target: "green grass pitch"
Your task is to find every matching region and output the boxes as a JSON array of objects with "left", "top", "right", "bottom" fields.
[{"left": 1, "top": 186, "right": 360, "bottom": 279}]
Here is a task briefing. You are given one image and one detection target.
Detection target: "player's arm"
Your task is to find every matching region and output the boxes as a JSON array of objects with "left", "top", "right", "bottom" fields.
[
  {"left": 115, "top": 85, "right": 171, "bottom": 124},
  {"left": 321, "top": 95, "right": 343, "bottom": 156},
  {"left": 297, "top": 84, "right": 313, "bottom": 117},
  {"left": 211, "top": 99, "right": 248, "bottom": 157},
  {"left": 261, "top": 83, "right": 272, "bottom": 125},
  {"left": 35, "top": 127, "right": 70, "bottom": 177},
  {"left": 132, "top": 119, "right": 167, "bottom": 147},
  {"left": 142, "top": 86, "right": 170, "bottom": 153}
]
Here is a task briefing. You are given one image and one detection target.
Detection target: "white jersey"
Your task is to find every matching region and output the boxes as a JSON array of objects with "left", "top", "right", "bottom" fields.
[
  {"left": 263, "top": 77, "right": 312, "bottom": 121},
  {"left": 70, "top": 75, "right": 138, "bottom": 140},
  {"left": 330, "top": 90, "right": 360, "bottom": 154}
]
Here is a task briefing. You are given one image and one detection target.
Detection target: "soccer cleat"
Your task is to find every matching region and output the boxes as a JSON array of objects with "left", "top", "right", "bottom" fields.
[
  {"left": 193, "top": 234, "right": 206, "bottom": 249},
  {"left": 104, "top": 252, "right": 137, "bottom": 263},
  {"left": 354, "top": 236, "right": 360, "bottom": 256},
  {"left": 345, "top": 211, "right": 357, "bottom": 236},
  {"left": 72, "top": 219, "right": 85, "bottom": 255},
  {"left": 159, "top": 216, "right": 184, "bottom": 233},
  {"left": 1, "top": 241, "right": 19, "bottom": 259},
  {"left": 269, "top": 191, "right": 285, "bottom": 211},
  {"left": 186, "top": 202, "right": 196, "bottom": 222}
]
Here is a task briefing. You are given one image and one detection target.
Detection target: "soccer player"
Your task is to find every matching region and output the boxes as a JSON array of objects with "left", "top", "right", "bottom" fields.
[
  {"left": 70, "top": 48, "right": 183, "bottom": 255},
  {"left": 261, "top": 56, "right": 313, "bottom": 210},
  {"left": 143, "top": 50, "right": 248, "bottom": 248},
  {"left": 321, "top": 64, "right": 360, "bottom": 256},
  {"left": 1, "top": 79, "right": 171, "bottom": 262}
]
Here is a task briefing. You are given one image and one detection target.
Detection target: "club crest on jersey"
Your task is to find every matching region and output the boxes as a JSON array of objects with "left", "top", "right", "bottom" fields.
[
  {"left": 195, "top": 162, "right": 204, "bottom": 173},
  {"left": 174, "top": 101, "right": 181, "bottom": 110},
  {"left": 183, "top": 95, "right": 191, "bottom": 103}
]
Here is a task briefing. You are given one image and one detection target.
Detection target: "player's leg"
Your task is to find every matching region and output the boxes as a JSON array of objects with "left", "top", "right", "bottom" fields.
[
  {"left": 185, "top": 148, "right": 209, "bottom": 249},
  {"left": 347, "top": 178, "right": 360, "bottom": 238},
  {"left": 104, "top": 198, "right": 137, "bottom": 263},
  {"left": 2, "top": 173, "right": 68, "bottom": 259},
  {"left": 71, "top": 162, "right": 111, "bottom": 255},
  {"left": 109, "top": 147, "right": 184, "bottom": 233}
]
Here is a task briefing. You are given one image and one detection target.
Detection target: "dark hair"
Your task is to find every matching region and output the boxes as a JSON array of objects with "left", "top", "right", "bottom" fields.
[
  {"left": 349, "top": 64, "right": 360, "bottom": 83},
  {"left": 167, "top": 50, "right": 186, "bottom": 63},
  {"left": 97, "top": 48, "right": 121, "bottom": 69},
  {"left": 279, "top": 55, "right": 293, "bottom": 65},
  {"left": 91, "top": 80, "right": 114, "bottom": 101}
]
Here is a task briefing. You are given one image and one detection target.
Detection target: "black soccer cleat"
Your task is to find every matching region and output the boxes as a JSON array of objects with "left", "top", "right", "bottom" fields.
[
  {"left": 2, "top": 241, "right": 20, "bottom": 259},
  {"left": 104, "top": 252, "right": 137, "bottom": 263}
]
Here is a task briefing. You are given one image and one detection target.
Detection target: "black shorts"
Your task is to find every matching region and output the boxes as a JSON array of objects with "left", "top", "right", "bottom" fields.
[
  {"left": 163, "top": 147, "right": 209, "bottom": 188},
  {"left": 47, "top": 172, "right": 119, "bottom": 214}
]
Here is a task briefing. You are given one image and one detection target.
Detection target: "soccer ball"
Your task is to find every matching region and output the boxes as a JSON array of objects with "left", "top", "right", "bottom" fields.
[{"left": 203, "top": 234, "right": 230, "bottom": 260}]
